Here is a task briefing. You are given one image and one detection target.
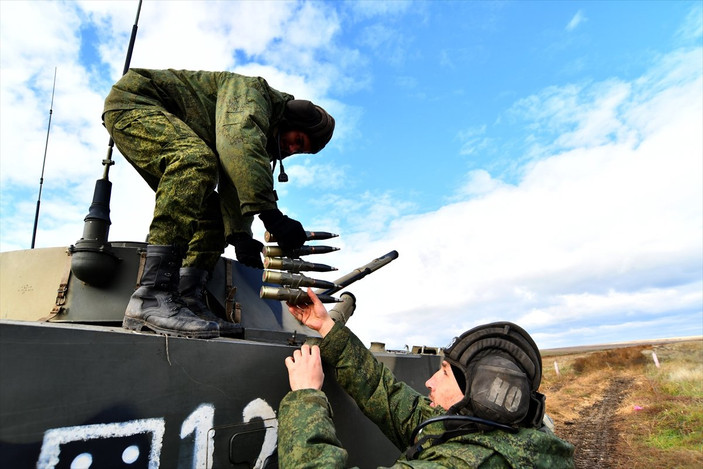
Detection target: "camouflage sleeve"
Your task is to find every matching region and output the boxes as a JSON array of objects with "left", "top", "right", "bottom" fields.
[
  {"left": 277, "top": 389, "right": 347, "bottom": 469},
  {"left": 319, "top": 322, "right": 437, "bottom": 450},
  {"left": 215, "top": 75, "right": 279, "bottom": 217}
]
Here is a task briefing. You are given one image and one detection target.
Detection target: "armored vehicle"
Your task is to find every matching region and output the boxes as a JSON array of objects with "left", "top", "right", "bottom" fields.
[
  {"left": 0, "top": 5, "right": 442, "bottom": 466},
  {"left": 1, "top": 240, "right": 440, "bottom": 468}
]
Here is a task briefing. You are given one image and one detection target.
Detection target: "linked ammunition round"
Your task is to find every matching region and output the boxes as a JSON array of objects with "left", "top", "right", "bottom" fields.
[
  {"left": 264, "top": 230, "right": 338, "bottom": 243},
  {"left": 259, "top": 286, "right": 341, "bottom": 304},
  {"left": 263, "top": 245, "right": 340, "bottom": 258},
  {"left": 262, "top": 270, "right": 338, "bottom": 289},
  {"left": 264, "top": 257, "right": 337, "bottom": 273}
]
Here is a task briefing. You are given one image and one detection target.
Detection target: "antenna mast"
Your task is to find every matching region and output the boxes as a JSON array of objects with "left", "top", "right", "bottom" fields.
[
  {"left": 31, "top": 67, "right": 57, "bottom": 249},
  {"left": 70, "top": 0, "right": 143, "bottom": 285},
  {"left": 103, "top": 0, "right": 143, "bottom": 179}
]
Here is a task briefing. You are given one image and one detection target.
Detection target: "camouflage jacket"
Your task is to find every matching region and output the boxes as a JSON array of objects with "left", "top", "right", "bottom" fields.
[
  {"left": 103, "top": 68, "right": 293, "bottom": 217},
  {"left": 278, "top": 322, "right": 574, "bottom": 468}
]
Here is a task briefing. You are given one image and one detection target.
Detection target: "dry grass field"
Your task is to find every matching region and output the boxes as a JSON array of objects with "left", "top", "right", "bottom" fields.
[{"left": 540, "top": 339, "right": 703, "bottom": 468}]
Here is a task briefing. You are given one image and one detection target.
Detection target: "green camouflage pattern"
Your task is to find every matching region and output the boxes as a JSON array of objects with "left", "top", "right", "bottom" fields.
[
  {"left": 277, "top": 322, "right": 574, "bottom": 468},
  {"left": 103, "top": 69, "right": 293, "bottom": 269},
  {"left": 278, "top": 389, "right": 348, "bottom": 468}
]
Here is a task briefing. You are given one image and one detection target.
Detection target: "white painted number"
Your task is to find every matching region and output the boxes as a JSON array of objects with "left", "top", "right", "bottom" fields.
[
  {"left": 36, "top": 399, "right": 275, "bottom": 468},
  {"left": 180, "top": 404, "right": 215, "bottom": 469},
  {"left": 242, "top": 398, "right": 278, "bottom": 469}
]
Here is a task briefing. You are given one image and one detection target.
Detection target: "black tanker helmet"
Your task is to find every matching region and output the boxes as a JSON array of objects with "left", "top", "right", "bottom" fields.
[
  {"left": 282, "top": 99, "right": 335, "bottom": 153},
  {"left": 443, "top": 321, "right": 546, "bottom": 428}
]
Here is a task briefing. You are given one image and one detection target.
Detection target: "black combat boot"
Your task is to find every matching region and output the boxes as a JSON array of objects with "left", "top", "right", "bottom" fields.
[
  {"left": 179, "top": 266, "right": 244, "bottom": 338},
  {"left": 123, "top": 245, "right": 219, "bottom": 339}
]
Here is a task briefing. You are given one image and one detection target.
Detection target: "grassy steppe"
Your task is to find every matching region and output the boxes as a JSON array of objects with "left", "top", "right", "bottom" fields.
[{"left": 541, "top": 339, "right": 703, "bottom": 468}]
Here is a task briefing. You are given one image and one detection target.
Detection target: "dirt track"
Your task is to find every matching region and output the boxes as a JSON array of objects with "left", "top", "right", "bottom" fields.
[{"left": 556, "top": 376, "right": 633, "bottom": 469}]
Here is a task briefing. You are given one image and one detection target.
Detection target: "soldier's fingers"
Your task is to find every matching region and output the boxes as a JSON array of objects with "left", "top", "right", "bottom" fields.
[
  {"left": 306, "top": 288, "right": 321, "bottom": 304},
  {"left": 310, "top": 345, "right": 321, "bottom": 358}
]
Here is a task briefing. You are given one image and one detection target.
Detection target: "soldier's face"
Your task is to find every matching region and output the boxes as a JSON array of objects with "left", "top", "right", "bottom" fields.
[
  {"left": 425, "top": 361, "right": 464, "bottom": 410},
  {"left": 280, "top": 130, "right": 312, "bottom": 156}
]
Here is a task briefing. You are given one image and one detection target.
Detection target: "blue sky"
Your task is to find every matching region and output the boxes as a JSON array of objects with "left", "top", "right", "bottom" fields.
[{"left": 1, "top": 0, "right": 701, "bottom": 350}]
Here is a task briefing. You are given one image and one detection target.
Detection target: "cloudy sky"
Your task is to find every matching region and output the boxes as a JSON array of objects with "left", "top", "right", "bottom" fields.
[{"left": 1, "top": 0, "right": 701, "bottom": 350}]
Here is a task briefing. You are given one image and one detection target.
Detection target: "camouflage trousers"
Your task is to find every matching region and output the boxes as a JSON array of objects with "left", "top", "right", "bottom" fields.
[{"left": 103, "top": 108, "right": 243, "bottom": 270}]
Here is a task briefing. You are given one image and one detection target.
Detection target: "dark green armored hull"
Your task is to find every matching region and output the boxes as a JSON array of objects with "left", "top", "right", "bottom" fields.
[{"left": 0, "top": 245, "right": 440, "bottom": 468}]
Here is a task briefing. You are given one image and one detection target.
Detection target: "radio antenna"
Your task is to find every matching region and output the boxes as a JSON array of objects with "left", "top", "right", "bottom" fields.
[
  {"left": 30, "top": 67, "right": 57, "bottom": 249},
  {"left": 70, "top": 0, "right": 143, "bottom": 285}
]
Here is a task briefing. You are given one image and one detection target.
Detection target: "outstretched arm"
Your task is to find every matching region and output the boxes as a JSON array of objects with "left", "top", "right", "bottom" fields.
[
  {"left": 287, "top": 288, "right": 336, "bottom": 338},
  {"left": 278, "top": 344, "right": 348, "bottom": 468}
]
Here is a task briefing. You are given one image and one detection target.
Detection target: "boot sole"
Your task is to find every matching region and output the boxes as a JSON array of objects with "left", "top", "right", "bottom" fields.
[{"left": 123, "top": 317, "right": 219, "bottom": 339}]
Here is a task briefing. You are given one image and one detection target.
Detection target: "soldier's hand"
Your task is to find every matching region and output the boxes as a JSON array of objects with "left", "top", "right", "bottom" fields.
[
  {"left": 259, "top": 209, "right": 306, "bottom": 250},
  {"left": 287, "top": 288, "right": 335, "bottom": 338},
  {"left": 285, "top": 344, "right": 324, "bottom": 391},
  {"left": 228, "top": 233, "right": 264, "bottom": 269}
]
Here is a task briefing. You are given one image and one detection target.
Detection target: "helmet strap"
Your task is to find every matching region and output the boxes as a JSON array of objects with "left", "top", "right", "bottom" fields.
[{"left": 272, "top": 134, "right": 289, "bottom": 183}]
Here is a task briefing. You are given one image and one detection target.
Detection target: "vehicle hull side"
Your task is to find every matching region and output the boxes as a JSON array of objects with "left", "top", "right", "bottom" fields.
[{"left": 0, "top": 320, "right": 440, "bottom": 468}]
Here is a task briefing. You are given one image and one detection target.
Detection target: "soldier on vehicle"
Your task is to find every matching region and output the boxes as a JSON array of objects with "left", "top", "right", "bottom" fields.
[
  {"left": 102, "top": 68, "right": 335, "bottom": 339},
  {"left": 278, "top": 289, "right": 575, "bottom": 468}
]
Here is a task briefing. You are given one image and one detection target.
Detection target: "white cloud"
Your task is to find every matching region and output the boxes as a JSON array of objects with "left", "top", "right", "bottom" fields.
[
  {"left": 1, "top": 1, "right": 700, "bottom": 353},
  {"left": 453, "top": 169, "right": 511, "bottom": 199},
  {"left": 676, "top": 3, "right": 703, "bottom": 43},
  {"left": 0, "top": 1, "right": 111, "bottom": 252},
  {"left": 0, "top": 0, "right": 351, "bottom": 252},
  {"left": 332, "top": 46, "right": 702, "bottom": 349},
  {"left": 457, "top": 125, "right": 490, "bottom": 156},
  {"left": 283, "top": 158, "right": 349, "bottom": 190},
  {"left": 565, "top": 10, "right": 586, "bottom": 32}
]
